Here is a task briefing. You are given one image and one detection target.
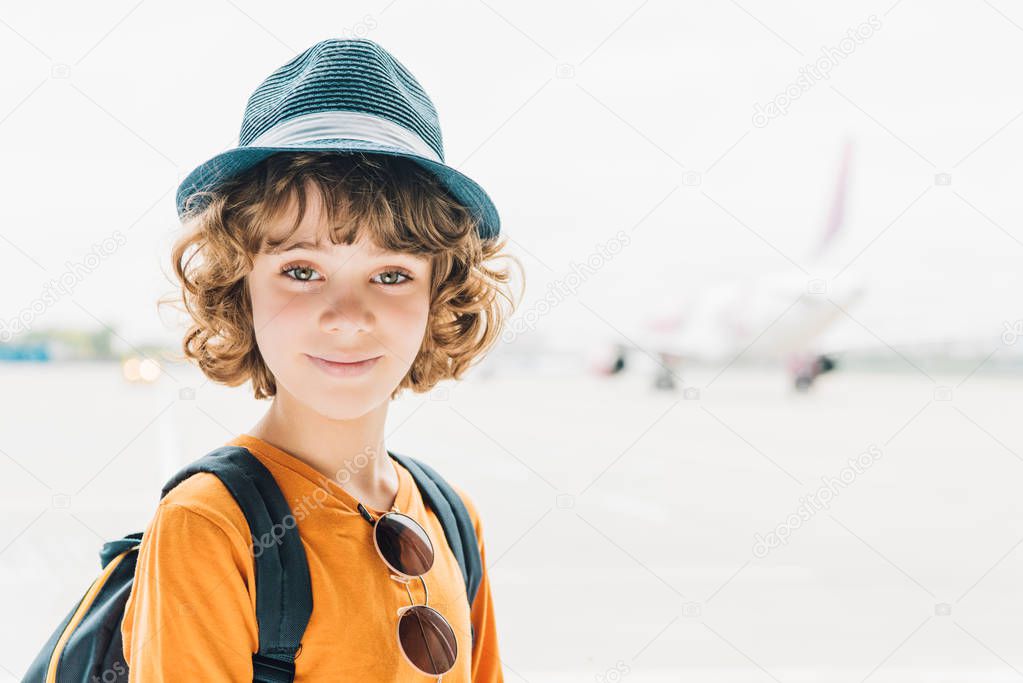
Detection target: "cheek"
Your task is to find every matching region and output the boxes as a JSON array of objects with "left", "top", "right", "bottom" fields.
[
  {"left": 248, "top": 279, "right": 310, "bottom": 359},
  {"left": 389, "top": 291, "right": 431, "bottom": 338},
  {"left": 375, "top": 293, "right": 431, "bottom": 366},
  {"left": 252, "top": 287, "right": 306, "bottom": 323}
]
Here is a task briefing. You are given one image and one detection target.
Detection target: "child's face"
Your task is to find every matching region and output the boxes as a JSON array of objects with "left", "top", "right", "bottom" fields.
[{"left": 246, "top": 196, "right": 432, "bottom": 419}]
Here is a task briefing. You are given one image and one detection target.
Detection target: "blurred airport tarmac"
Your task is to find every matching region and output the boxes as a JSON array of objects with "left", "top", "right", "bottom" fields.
[{"left": 2, "top": 361, "right": 1022, "bottom": 681}]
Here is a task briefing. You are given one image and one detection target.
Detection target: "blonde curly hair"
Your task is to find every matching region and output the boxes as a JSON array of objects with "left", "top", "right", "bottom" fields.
[{"left": 158, "top": 152, "right": 523, "bottom": 400}]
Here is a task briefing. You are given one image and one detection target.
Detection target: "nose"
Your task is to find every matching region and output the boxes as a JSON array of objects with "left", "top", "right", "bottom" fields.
[{"left": 318, "top": 286, "right": 374, "bottom": 335}]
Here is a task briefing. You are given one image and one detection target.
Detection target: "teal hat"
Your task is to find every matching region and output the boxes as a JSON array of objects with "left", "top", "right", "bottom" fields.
[{"left": 176, "top": 38, "right": 500, "bottom": 240}]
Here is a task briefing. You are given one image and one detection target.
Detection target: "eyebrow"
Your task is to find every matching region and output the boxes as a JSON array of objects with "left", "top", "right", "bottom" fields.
[
  {"left": 271, "top": 239, "right": 415, "bottom": 264},
  {"left": 276, "top": 239, "right": 325, "bottom": 253}
]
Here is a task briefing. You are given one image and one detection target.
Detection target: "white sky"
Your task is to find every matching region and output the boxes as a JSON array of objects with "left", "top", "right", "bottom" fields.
[{"left": 1, "top": 0, "right": 1021, "bottom": 353}]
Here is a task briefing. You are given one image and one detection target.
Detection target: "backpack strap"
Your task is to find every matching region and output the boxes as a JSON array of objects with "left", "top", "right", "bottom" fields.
[
  {"left": 386, "top": 452, "right": 483, "bottom": 610},
  {"left": 161, "top": 446, "right": 312, "bottom": 683}
]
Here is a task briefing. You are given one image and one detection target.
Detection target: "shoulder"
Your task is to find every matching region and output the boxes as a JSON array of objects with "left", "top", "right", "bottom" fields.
[{"left": 155, "top": 471, "right": 252, "bottom": 545}]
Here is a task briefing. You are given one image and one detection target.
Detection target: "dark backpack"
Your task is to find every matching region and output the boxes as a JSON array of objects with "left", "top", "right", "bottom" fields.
[{"left": 23, "top": 445, "right": 483, "bottom": 683}]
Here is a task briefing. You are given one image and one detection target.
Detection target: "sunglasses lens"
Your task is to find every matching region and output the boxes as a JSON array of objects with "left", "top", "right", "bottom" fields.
[
  {"left": 398, "top": 605, "right": 458, "bottom": 675},
  {"left": 375, "top": 512, "right": 434, "bottom": 576}
]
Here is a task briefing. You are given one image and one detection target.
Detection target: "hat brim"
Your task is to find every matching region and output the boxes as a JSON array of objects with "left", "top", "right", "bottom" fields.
[{"left": 175, "top": 140, "right": 500, "bottom": 240}]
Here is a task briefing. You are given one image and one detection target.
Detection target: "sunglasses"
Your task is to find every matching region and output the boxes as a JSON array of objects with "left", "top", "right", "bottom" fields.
[{"left": 359, "top": 502, "right": 458, "bottom": 677}]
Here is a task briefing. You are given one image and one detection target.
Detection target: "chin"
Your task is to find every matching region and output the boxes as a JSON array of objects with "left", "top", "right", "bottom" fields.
[
  {"left": 292, "top": 379, "right": 396, "bottom": 421},
  {"left": 302, "top": 390, "right": 381, "bottom": 420},
  {"left": 322, "top": 401, "right": 385, "bottom": 421}
]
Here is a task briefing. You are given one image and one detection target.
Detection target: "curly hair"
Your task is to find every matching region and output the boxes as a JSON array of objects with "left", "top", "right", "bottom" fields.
[{"left": 158, "top": 151, "right": 524, "bottom": 400}]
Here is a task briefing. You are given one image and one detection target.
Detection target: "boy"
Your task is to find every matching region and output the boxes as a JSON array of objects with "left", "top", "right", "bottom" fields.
[{"left": 122, "top": 38, "right": 521, "bottom": 681}]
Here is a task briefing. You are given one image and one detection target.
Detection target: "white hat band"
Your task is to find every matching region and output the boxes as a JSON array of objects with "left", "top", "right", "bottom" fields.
[{"left": 246, "top": 110, "right": 441, "bottom": 163}]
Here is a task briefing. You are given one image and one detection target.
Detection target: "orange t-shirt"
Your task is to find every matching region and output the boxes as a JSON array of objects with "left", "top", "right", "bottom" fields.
[{"left": 121, "top": 434, "right": 504, "bottom": 681}]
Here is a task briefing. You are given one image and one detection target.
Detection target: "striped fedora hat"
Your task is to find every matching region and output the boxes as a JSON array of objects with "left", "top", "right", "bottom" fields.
[{"left": 176, "top": 38, "right": 500, "bottom": 240}]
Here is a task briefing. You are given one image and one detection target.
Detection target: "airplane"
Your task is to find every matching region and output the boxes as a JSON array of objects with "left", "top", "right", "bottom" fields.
[{"left": 598, "top": 138, "right": 866, "bottom": 392}]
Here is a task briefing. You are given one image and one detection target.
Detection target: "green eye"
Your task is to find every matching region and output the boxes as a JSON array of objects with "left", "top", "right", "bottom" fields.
[
  {"left": 281, "top": 265, "right": 322, "bottom": 282},
  {"left": 373, "top": 270, "right": 412, "bottom": 285}
]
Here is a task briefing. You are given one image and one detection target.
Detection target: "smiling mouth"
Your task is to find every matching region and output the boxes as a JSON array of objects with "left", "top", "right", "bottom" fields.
[{"left": 306, "top": 354, "right": 382, "bottom": 377}]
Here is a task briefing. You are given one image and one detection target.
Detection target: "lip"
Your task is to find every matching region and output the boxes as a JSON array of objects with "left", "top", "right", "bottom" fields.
[{"left": 306, "top": 353, "right": 382, "bottom": 378}]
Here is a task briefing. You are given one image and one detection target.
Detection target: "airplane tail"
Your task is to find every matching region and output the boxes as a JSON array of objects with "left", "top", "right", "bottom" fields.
[{"left": 811, "top": 137, "right": 854, "bottom": 260}]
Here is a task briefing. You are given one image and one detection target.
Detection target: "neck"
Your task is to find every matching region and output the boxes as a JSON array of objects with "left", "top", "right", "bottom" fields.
[{"left": 246, "top": 388, "right": 399, "bottom": 511}]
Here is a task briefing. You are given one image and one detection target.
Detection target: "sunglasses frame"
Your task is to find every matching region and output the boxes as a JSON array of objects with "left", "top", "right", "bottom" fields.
[
  {"left": 394, "top": 603, "right": 458, "bottom": 679},
  {"left": 370, "top": 509, "right": 458, "bottom": 678}
]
